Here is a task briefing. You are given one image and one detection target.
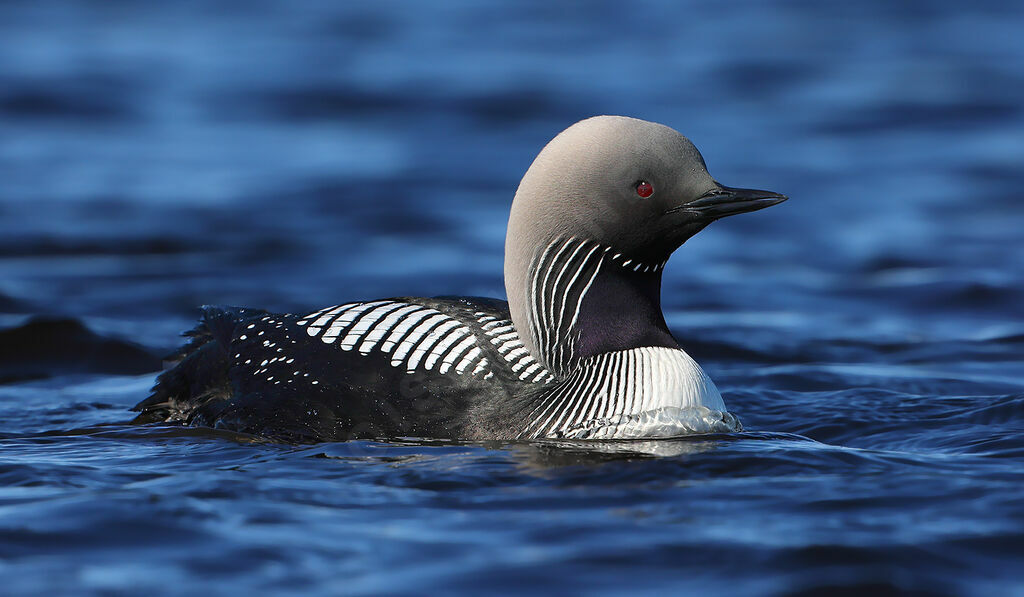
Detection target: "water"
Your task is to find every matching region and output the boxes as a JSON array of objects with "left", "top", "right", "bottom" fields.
[{"left": 2, "top": 1, "right": 1023, "bottom": 594}]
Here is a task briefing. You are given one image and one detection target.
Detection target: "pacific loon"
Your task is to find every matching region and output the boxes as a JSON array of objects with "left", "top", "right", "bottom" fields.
[{"left": 133, "top": 116, "right": 787, "bottom": 442}]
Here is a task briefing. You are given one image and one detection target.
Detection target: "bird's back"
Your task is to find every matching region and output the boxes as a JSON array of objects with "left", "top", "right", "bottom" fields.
[{"left": 134, "top": 297, "right": 556, "bottom": 442}]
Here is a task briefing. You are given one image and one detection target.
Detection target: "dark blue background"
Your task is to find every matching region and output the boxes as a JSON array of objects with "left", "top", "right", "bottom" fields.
[{"left": 1, "top": 1, "right": 1022, "bottom": 595}]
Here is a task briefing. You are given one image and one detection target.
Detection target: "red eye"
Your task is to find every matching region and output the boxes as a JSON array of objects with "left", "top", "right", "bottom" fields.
[{"left": 635, "top": 181, "right": 654, "bottom": 198}]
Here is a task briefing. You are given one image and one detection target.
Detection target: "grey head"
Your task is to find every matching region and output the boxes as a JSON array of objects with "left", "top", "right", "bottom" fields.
[{"left": 504, "top": 115, "right": 786, "bottom": 375}]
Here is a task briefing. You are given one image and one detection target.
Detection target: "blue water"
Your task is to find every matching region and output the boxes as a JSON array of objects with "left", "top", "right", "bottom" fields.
[{"left": 2, "top": 1, "right": 1023, "bottom": 594}]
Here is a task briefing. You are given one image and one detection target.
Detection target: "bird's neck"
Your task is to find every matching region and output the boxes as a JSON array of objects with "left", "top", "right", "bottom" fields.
[{"left": 509, "top": 236, "right": 678, "bottom": 377}]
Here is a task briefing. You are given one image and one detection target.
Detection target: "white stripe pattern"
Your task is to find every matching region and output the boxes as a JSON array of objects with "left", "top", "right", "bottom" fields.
[
  {"left": 523, "top": 236, "right": 670, "bottom": 376},
  {"left": 474, "top": 312, "right": 556, "bottom": 383},
  {"left": 520, "top": 346, "right": 724, "bottom": 439},
  {"left": 295, "top": 300, "right": 554, "bottom": 381},
  {"left": 526, "top": 237, "right": 610, "bottom": 375}
]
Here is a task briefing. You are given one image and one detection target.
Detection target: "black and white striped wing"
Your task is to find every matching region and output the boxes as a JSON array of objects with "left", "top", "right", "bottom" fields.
[
  {"left": 295, "top": 299, "right": 555, "bottom": 383},
  {"left": 474, "top": 312, "right": 556, "bottom": 384}
]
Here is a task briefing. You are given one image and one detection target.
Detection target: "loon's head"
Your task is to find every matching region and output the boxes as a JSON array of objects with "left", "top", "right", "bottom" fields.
[
  {"left": 507, "top": 115, "right": 786, "bottom": 264},
  {"left": 504, "top": 116, "right": 787, "bottom": 371}
]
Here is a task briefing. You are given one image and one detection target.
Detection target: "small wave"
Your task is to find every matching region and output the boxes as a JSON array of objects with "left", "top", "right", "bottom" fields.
[
  {"left": 0, "top": 318, "right": 160, "bottom": 382},
  {"left": 0, "top": 75, "right": 138, "bottom": 122},
  {"left": 0, "top": 291, "right": 30, "bottom": 313}
]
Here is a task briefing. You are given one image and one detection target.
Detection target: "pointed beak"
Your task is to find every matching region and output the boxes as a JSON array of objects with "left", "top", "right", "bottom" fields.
[{"left": 672, "top": 185, "right": 788, "bottom": 220}]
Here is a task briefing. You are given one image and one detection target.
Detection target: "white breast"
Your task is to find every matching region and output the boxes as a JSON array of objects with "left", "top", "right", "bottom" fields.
[{"left": 522, "top": 346, "right": 740, "bottom": 440}]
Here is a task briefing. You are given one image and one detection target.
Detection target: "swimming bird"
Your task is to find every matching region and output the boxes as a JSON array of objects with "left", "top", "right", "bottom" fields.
[{"left": 133, "top": 116, "right": 786, "bottom": 442}]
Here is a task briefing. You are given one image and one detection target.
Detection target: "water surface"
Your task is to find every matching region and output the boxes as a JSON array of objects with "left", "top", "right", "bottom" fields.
[{"left": 1, "top": 1, "right": 1023, "bottom": 594}]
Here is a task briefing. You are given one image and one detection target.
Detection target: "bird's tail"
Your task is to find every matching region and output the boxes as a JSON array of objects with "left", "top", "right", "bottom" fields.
[{"left": 131, "top": 306, "right": 265, "bottom": 424}]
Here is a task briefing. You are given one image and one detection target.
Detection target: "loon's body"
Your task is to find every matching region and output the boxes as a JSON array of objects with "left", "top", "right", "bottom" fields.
[{"left": 134, "top": 116, "right": 785, "bottom": 442}]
